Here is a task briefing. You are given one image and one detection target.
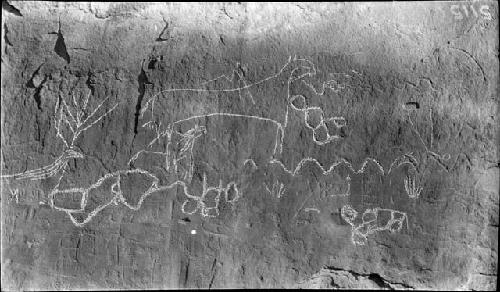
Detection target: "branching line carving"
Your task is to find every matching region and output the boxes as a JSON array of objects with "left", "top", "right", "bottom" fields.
[{"left": 1, "top": 55, "right": 428, "bottom": 230}]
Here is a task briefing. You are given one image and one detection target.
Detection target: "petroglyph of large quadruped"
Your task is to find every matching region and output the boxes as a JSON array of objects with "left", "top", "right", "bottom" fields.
[{"left": 1, "top": 2, "right": 498, "bottom": 290}]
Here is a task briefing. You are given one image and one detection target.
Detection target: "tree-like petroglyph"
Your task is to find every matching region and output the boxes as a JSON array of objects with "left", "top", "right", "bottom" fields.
[
  {"left": 2, "top": 3, "right": 497, "bottom": 290},
  {"left": 2, "top": 55, "right": 427, "bottom": 239},
  {"left": 1, "top": 91, "right": 118, "bottom": 181}
]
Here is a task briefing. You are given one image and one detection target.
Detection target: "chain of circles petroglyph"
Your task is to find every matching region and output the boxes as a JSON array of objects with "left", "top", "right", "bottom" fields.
[{"left": 1, "top": 55, "right": 430, "bottom": 246}]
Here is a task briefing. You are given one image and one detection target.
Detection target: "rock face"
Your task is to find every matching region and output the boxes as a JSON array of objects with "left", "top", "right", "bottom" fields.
[{"left": 1, "top": 2, "right": 498, "bottom": 290}]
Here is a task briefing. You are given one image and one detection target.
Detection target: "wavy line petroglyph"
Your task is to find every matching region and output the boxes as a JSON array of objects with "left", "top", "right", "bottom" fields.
[
  {"left": 269, "top": 152, "right": 418, "bottom": 177},
  {"left": 1, "top": 55, "right": 426, "bottom": 232}
]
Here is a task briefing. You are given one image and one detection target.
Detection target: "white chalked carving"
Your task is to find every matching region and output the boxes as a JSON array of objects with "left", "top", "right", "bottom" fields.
[
  {"left": 1, "top": 55, "right": 426, "bottom": 229},
  {"left": 180, "top": 173, "right": 241, "bottom": 217},
  {"left": 304, "top": 208, "right": 320, "bottom": 213},
  {"left": 243, "top": 159, "right": 259, "bottom": 171},
  {"left": 55, "top": 92, "right": 118, "bottom": 148},
  {"left": 9, "top": 188, "right": 19, "bottom": 204},
  {"left": 224, "top": 181, "right": 240, "bottom": 204},
  {"left": 138, "top": 55, "right": 347, "bottom": 161},
  {"left": 47, "top": 167, "right": 239, "bottom": 226},
  {"left": 270, "top": 153, "right": 418, "bottom": 178},
  {"left": 404, "top": 175, "right": 422, "bottom": 199},
  {"left": 341, "top": 204, "right": 409, "bottom": 245},
  {"left": 1, "top": 91, "right": 117, "bottom": 181},
  {"left": 329, "top": 174, "right": 351, "bottom": 197},
  {"left": 403, "top": 105, "right": 451, "bottom": 171},
  {"left": 1, "top": 149, "right": 84, "bottom": 181},
  {"left": 116, "top": 55, "right": 350, "bottom": 221},
  {"left": 264, "top": 180, "right": 286, "bottom": 199}
]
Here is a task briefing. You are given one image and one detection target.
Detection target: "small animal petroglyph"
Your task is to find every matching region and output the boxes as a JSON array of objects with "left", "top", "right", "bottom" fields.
[
  {"left": 341, "top": 204, "right": 409, "bottom": 246},
  {"left": 1, "top": 55, "right": 427, "bottom": 228}
]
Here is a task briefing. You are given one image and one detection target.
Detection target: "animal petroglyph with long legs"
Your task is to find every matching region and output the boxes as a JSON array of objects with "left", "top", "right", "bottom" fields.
[
  {"left": 137, "top": 55, "right": 349, "bottom": 160},
  {"left": 2, "top": 55, "right": 428, "bottom": 231}
]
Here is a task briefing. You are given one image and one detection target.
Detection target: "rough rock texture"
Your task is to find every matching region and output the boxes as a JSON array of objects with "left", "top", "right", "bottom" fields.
[{"left": 1, "top": 2, "right": 498, "bottom": 290}]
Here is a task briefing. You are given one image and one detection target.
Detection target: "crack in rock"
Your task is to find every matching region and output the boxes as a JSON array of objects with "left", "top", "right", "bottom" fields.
[
  {"left": 51, "top": 18, "right": 70, "bottom": 64},
  {"left": 3, "top": 23, "right": 13, "bottom": 47},
  {"left": 298, "top": 266, "right": 415, "bottom": 289},
  {"left": 133, "top": 60, "right": 152, "bottom": 134},
  {"left": 156, "top": 18, "right": 171, "bottom": 42},
  {"left": 2, "top": 1, "right": 23, "bottom": 17}
]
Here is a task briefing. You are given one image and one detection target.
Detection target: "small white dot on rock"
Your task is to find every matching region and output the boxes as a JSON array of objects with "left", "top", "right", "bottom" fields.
[{"left": 191, "top": 230, "right": 197, "bottom": 235}]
